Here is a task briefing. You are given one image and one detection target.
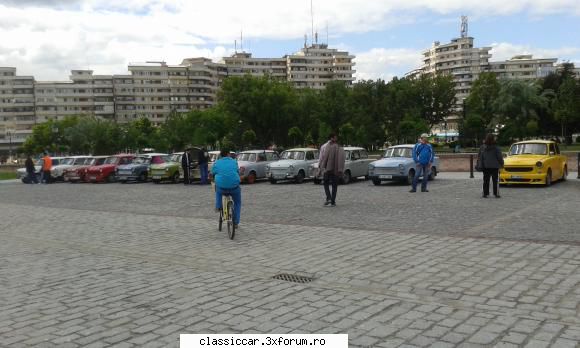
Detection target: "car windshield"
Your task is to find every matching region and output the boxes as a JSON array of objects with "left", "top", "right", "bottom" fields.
[
  {"left": 510, "top": 143, "right": 547, "bottom": 155},
  {"left": 103, "top": 157, "right": 118, "bottom": 165},
  {"left": 238, "top": 153, "right": 257, "bottom": 162},
  {"left": 170, "top": 154, "right": 181, "bottom": 162},
  {"left": 281, "top": 151, "right": 305, "bottom": 160},
  {"left": 94, "top": 158, "right": 106, "bottom": 165},
  {"left": 132, "top": 157, "right": 150, "bottom": 165},
  {"left": 384, "top": 147, "right": 412, "bottom": 158},
  {"left": 150, "top": 156, "right": 166, "bottom": 164},
  {"left": 60, "top": 158, "right": 75, "bottom": 165},
  {"left": 209, "top": 153, "right": 219, "bottom": 162},
  {"left": 73, "top": 158, "right": 87, "bottom": 165}
]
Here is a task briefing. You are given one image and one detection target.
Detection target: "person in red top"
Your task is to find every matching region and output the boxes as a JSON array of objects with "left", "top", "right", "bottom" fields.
[{"left": 42, "top": 152, "right": 52, "bottom": 184}]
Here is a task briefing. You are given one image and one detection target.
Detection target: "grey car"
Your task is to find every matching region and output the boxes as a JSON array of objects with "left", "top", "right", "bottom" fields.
[
  {"left": 237, "top": 150, "right": 280, "bottom": 184},
  {"left": 368, "top": 144, "right": 440, "bottom": 185},
  {"left": 310, "top": 146, "right": 374, "bottom": 184},
  {"left": 266, "top": 148, "right": 319, "bottom": 184},
  {"left": 116, "top": 153, "right": 168, "bottom": 182}
]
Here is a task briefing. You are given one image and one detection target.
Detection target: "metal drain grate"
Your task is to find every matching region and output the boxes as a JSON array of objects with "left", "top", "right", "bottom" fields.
[{"left": 272, "top": 273, "right": 314, "bottom": 284}]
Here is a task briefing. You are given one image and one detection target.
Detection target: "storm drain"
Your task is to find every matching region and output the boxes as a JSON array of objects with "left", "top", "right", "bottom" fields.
[{"left": 272, "top": 273, "right": 314, "bottom": 284}]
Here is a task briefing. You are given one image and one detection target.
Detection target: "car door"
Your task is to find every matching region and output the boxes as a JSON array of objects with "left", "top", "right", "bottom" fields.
[
  {"left": 351, "top": 150, "right": 363, "bottom": 177},
  {"left": 256, "top": 152, "right": 268, "bottom": 178},
  {"left": 548, "top": 143, "right": 560, "bottom": 179},
  {"left": 359, "top": 149, "right": 371, "bottom": 176}
]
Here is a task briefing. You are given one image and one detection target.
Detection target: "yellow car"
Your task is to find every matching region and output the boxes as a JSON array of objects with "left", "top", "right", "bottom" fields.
[{"left": 500, "top": 140, "right": 568, "bottom": 186}]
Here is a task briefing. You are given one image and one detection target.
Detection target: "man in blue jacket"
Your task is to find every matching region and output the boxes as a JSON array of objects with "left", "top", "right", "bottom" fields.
[
  {"left": 410, "top": 133, "right": 434, "bottom": 193},
  {"left": 212, "top": 149, "right": 241, "bottom": 227}
]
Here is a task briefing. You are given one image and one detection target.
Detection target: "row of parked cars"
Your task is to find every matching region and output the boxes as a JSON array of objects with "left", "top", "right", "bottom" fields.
[{"left": 17, "top": 144, "right": 442, "bottom": 185}]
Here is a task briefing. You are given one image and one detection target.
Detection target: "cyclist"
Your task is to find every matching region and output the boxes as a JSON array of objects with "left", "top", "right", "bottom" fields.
[{"left": 211, "top": 149, "right": 241, "bottom": 228}]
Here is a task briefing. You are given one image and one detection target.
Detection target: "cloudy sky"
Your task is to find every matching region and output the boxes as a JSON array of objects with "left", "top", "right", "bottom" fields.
[{"left": 1, "top": 0, "right": 579, "bottom": 81}]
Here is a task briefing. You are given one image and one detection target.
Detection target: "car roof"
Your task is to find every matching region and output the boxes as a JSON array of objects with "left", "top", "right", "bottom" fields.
[
  {"left": 67, "top": 155, "right": 93, "bottom": 158},
  {"left": 513, "top": 140, "right": 554, "bottom": 145},
  {"left": 112, "top": 154, "right": 134, "bottom": 157},
  {"left": 140, "top": 153, "right": 168, "bottom": 157},
  {"left": 240, "top": 150, "right": 275, "bottom": 154},
  {"left": 344, "top": 147, "right": 365, "bottom": 151},
  {"left": 388, "top": 144, "right": 414, "bottom": 148},
  {"left": 285, "top": 148, "right": 317, "bottom": 152}
]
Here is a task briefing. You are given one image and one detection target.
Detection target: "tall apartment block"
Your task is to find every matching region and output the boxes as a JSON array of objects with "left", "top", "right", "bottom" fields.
[{"left": 0, "top": 44, "right": 355, "bottom": 154}]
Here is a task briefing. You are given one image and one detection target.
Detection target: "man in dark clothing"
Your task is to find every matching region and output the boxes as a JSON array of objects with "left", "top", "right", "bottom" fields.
[
  {"left": 25, "top": 155, "right": 39, "bottom": 184},
  {"left": 478, "top": 134, "right": 504, "bottom": 198},
  {"left": 198, "top": 147, "right": 209, "bottom": 185},
  {"left": 181, "top": 149, "right": 192, "bottom": 185},
  {"left": 318, "top": 133, "right": 345, "bottom": 207}
]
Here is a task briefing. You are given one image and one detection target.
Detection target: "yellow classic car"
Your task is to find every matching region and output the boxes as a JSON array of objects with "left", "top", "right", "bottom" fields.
[{"left": 500, "top": 140, "right": 568, "bottom": 186}]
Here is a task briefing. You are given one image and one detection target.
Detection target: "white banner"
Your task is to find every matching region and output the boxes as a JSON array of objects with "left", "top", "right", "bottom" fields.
[{"left": 180, "top": 334, "right": 348, "bottom": 348}]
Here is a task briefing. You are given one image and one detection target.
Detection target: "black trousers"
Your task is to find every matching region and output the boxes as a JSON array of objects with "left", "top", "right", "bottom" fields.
[
  {"left": 323, "top": 172, "right": 338, "bottom": 204},
  {"left": 482, "top": 168, "right": 499, "bottom": 196},
  {"left": 182, "top": 166, "right": 190, "bottom": 185}
]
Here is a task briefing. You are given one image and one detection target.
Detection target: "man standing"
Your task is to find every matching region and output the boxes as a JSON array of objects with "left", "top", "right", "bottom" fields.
[
  {"left": 318, "top": 133, "right": 345, "bottom": 207},
  {"left": 25, "top": 155, "right": 39, "bottom": 184},
  {"left": 181, "top": 148, "right": 192, "bottom": 185},
  {"left": 199, "top": 147, "right": 209, "bottom": 185},
  {"left": 41, "top": 152, "right": 52, "bottom": 184},
  {"left": 410, "top": 133, "right": 434, "bottom": 193}
]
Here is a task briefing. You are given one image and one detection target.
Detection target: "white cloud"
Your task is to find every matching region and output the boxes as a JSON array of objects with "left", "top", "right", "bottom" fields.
[
  {"left": 355, "top": 48, "right": 422, "bottom": 81},
  {"left": 1, "top": 1, "right": 580, "bottom": 80},
  {"left": 490, "top": 42, "right": 580, "bottom": 62}
]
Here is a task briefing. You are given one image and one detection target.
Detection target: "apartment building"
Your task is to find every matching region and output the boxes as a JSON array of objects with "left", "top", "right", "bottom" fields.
[
  {"left": 489, "top": 55, "right": 558, "bottom": 80},
  {"left": 286, "top": 43, "right": 356, "bottom": 89},
  {"left": 222, "top": 52, "right": 287, "bottom": 80},
  {"left": 0, "top": 67, "right": 35, "bottom": 155}
]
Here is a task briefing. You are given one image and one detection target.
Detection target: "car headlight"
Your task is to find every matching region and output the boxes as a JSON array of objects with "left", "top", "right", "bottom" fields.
[
  {"left": 165, "top": 168, "right": 169, "bottom": 172},
  {"left": 99, "top": 169, "right": 103, "bottom": 173},
  {"left": 536, "top": 161, "right": 543, "bottom": 168},
  {"left": 239, "top": 167, "right": 246, "bottom": 174},
  {"left": 398, "top": 164, "right": 404, "bottom": 170},
  {"left": 266, "top": 165, "right": 270, "bottom": 171},
  {"left": 369, "top": 164, "right": 375, "bottom": 169}
]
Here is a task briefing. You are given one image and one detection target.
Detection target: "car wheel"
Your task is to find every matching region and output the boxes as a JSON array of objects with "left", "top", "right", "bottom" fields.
[
  {"left": 247, "top": 172, "right": 257, "bottom": 184},
  {"left": 406, "top": 169, "right": 415, "bottom": 185},
  {"left": 269, "top": 178, "right": 277, "bottom": 184},
  {"left": 545, "top": 169, "right": 552, "bottom": 187},
  {"left": 372, "top": 178, "right": 381, "bottom": 186},
  {"left": 172, "top": 172, "right": 179, "bottom": 184},
  {"left": 429, "top": 167, "right": 437, "bottom": 181},
  {"left": 562, "top": 166, "right": 567, "bottom": 181},
  {"left": 342, "top": 170, "right": 351, "bottom": 185},
  {"left": 106, "top": 174, "right": 115, "bottom": 183},
  {"left": 295, "top": 171, "right": 305, "bottom": 184},
  {"left": 139, "top": 172, "right": 147, "bottom": 182},
  {"left": 153, "top": 179, "right": 160, "bottom": 184}
]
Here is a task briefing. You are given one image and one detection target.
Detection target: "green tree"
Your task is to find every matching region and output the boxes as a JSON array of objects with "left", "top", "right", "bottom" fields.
[
  {"left": 465, "top": 72, "right": 500, "bottom": 134},
  {"left": 287, "top": 126, "right": 303, "bottom": 146},
  {"left": 415, "top": 74, "right": 456, "bottom": 128},
  {"left": 553, "top": 77, "right": 580, "bottom": 142},
  {"left": 339, "top": 123, "right": 355, "bottom": 146},
  {"left": 242, "top": 129, "right": 257, "bottom": 148}
]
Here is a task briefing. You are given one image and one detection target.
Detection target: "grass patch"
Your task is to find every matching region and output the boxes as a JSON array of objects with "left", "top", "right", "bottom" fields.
[{"left": 0, "top": 172, "right": 17, "bottom": 180}]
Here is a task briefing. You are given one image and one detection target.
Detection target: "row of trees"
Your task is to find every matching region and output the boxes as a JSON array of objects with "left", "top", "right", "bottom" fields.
[
  {"left": 463, "top": 63, "right": 580, "bottom": 145},
  {"left": 22, "top": 64, "right": 579, "bottom": 154}
]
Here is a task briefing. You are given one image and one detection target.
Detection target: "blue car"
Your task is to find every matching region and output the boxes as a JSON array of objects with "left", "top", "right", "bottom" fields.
[
  {"left": 116, "top": 153, "right": 168, "bottom": 183},
  {"left": 368, "top": 145, "right": 440, "bottom": 185}
]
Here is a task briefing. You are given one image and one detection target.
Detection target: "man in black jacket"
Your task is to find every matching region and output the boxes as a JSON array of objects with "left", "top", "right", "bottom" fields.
[
  {"left": 477, "top": 134, "right": 504, "bottom": 198},
  {"left": 181, "top": 149, "right": 192, "bottom": 185},
  {"left": 25, "top": 155, "right": 39, "bottom": 184},
  {"left": 198, "top": 147, "right": 209, "bottom": 185}
]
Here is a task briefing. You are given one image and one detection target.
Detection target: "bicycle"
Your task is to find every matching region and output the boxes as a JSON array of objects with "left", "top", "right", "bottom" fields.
[{"left": 214, "top": 183, "right": 236, "bottom": 239}]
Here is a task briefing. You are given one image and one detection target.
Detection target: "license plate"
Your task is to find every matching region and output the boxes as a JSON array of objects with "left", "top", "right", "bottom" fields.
[
  {"left": 379, "top": 175, "right": 392, "bottom": 179},
  {"left": 511, "top": 175, "right": 523, "bottom": 179},
  {"left": 153, "top": 176, "right": 161, "bottom": 179},
  {"left": 274, "top": 175, "right": 285, "bottom": 179},
  {"left": 89, "top": 176, "right": 96, "bottom": 180}
]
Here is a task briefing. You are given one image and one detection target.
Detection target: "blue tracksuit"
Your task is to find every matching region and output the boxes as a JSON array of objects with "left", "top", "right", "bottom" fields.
[
  {"left": 212, "top": 157, "right": 241, "bottom": 224},
  {"left": 412, "top": 142, "right": 434, "bottom": 191}
]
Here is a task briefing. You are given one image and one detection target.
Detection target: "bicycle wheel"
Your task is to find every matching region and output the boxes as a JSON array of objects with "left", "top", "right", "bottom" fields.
[{"left": 227, "top": 199, "right": 235, "bottom": 240}]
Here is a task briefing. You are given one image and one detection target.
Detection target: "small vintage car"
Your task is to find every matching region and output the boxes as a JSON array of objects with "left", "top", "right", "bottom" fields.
[
  {"left": 500, "top": 140, "right": 568, "bottom": 186},
  {"left": 116, "top": 153, "right": 168, "bottom": 183},
  {"left": 64, "top": 156, "right": 107, "bottom": 183},
  {"left": 237, "top": 150, "right": 280, "bottom": 184},
  {"left": 310, "top": 146, "right": 374, "bottom": 184},
  {"left": 52, "top": 156, "right": 94, "bottom": 181},
  {"left": 266, "top": 148, "right": 319, "bottom": 184},
  {"left": 368, "top": 144, "right": 440, "bottom": 185},
  {"left": 150, "top": 153, "right": 182, "bottom": 183},
  {"left": 85, "top": 154, "right": 134, "bottom": 183},
  {"left": 17, "top": 157, "right": 64, "bottom": 182}
]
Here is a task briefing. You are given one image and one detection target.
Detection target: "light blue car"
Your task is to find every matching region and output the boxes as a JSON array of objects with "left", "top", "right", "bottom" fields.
[{"left": 368, "top": 145, "right": 440, "bottom": 185}]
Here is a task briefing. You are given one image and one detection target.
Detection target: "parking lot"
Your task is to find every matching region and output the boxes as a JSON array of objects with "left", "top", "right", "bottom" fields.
[{"left": 1, "top": 173, "right": 580, "bottom": 347}]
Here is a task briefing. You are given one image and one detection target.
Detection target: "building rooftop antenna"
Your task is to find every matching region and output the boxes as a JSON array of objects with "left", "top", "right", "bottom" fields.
[
  {"left": 461, "top": 15, "right": 468, "bottom": 38},
  {"left": 326, "top": 22, "right": 329, "bottom": 45},
  {"left": 310, "top": 0, "right": 314, "bottom": 46},
  {"left": 240, "top": 29, "right": 243, "bottom": 52}
]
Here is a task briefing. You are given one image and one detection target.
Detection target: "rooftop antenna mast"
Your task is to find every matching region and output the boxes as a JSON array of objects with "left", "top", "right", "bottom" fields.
[
  {"left": 240, "top": 30, "right": 243, "bottom": 52},
  {"left": 460, "top": 15, "right": 468, "bottom": 38},
  {"left": 326, "top": 22, "right": 329, "bottom": 45},
  {"left": 310, "top": 0, "right": 314, "bottom": 46},
  {"left": 234, "top": 40, "right": 237, "bottom": 53}
]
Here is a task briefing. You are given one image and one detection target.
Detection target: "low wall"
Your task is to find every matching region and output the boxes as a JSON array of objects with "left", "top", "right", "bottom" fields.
[{"left": 438, "top": 152, "right": 579, "bottom": 172}]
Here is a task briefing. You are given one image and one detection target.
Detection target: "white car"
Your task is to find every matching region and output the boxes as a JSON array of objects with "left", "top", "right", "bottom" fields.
[
  {"left": 310, "top": 147, "right": 374, "bottom": 184},
  {"left": 17, "top": 157, "right": 65, "bottom": 182},
  {"left": 51, "top": 156, "right": 94, "bottom": 181},
  {"left": 266, "top": 148, "right": 319, "bottom": 184}
]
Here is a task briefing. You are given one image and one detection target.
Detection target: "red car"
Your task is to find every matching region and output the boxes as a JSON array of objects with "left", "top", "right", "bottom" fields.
[
  {"left": 64, "top": 156, "right": 107, "bottom": 183},
  {"left": 85, "top": 154, "right": 134, "bottom": 183}
]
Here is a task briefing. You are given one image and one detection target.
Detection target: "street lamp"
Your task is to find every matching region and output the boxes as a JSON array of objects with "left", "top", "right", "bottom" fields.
[{"left": 6, "top": 129, "right": 13, "bottom": 163}]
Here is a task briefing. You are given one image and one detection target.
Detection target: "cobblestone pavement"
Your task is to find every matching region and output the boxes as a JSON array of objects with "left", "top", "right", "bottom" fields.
[{"left": 1, "top": 173, "right": 580, "bottom": 347}]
